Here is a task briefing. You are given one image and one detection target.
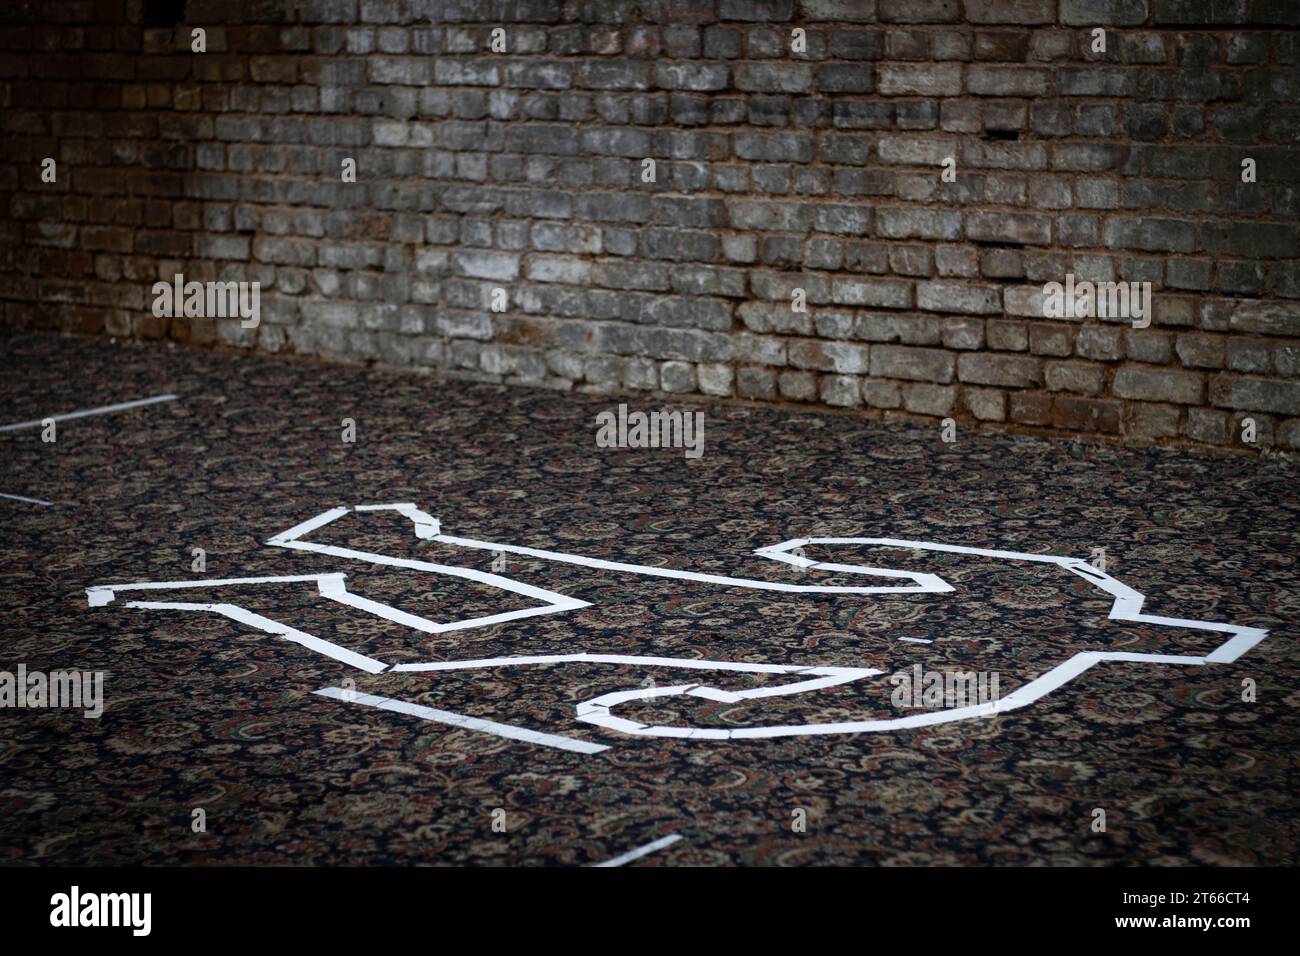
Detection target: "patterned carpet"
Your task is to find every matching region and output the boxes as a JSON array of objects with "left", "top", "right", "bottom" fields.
[{"left": 1, "top": 330, "right": 1297, "bottom": 866}]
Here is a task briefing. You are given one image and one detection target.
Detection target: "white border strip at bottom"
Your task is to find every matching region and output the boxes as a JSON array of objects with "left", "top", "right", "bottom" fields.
[
  {"left": 592, "top": 834, "right": 683, "bottom": 868},
  {"left": 313, "top": 687, "right": 609, "bottom": 754}
]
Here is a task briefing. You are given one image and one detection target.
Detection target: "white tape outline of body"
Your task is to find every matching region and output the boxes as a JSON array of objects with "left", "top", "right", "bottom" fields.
[{"left": 86, "top": 503, "right": 1269, "bottom": 741}]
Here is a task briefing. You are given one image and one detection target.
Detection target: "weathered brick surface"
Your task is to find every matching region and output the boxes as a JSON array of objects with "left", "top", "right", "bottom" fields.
[{"left": 2, "top": 0, "right": 1298, "bottom": 452}]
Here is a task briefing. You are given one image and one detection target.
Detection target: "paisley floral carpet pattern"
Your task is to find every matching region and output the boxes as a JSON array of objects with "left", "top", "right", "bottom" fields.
[{"left": 1, "top": 330, "right": 1297, "bottom": 866}]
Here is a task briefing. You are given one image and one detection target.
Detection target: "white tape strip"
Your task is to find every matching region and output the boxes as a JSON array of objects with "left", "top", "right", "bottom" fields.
[
  {"left": 314, "top": 687, "right": 608, "bottom": 754},
  {"left": 0, "top": 492, "right": 52, "bottom": 505},
  {"left": 0, "top": 394, "right": 178, "bottom": 432},
  {"left": 592, "top": 834, "right": 683, "bottom": 867}
]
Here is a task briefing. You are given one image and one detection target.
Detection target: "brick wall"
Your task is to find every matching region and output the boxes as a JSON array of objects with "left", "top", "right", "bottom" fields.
[{"left": 2, "top": 0, "right": 1299, "bottom": 451}]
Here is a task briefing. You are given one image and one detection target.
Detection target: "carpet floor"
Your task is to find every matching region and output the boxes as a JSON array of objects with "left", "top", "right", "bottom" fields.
[{"left": 1, "top": 331, "right": 1297, "bottom": 865}]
